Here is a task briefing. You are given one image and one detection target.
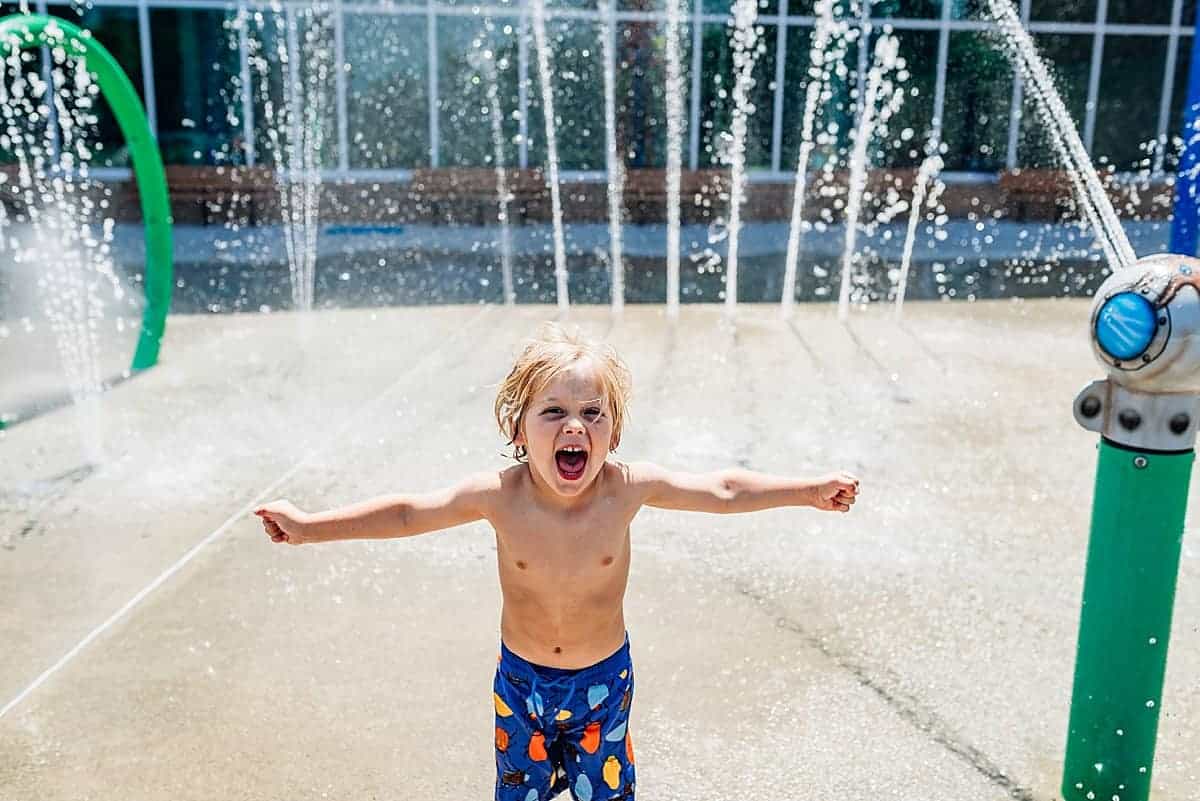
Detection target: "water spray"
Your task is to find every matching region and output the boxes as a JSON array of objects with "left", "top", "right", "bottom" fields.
[
  {"left": 529, "top": 0, "right": 570, "bottom": 314},
  {"left": 837, "top": 32, "right": 899, "bottom": 321},
  {"left": 472, "top": 30, "right": 515, "bottom": 306},
  {"left": 984, "top": 0, "right": 1135, "bottom": 271},
  {"left": 0, "top": 13, "right": 172, "bottom": 373},
  {"left": 600, "top": 0, "right": 625, "bottom": 315},
  {"left": 722, "top": 0, "right": 762, "bottom": 316},
  {"left": 663, "top": 0, "right": 684, "bottom": 319},
  {"left": 248, "top": 2, "right": 333, "bottom": 314},
  {"left": 893, "top": 149, "right": 943, "bottom": 319},
  {"left": 780, "top": 0, "right": 843, "bottom": 319}
]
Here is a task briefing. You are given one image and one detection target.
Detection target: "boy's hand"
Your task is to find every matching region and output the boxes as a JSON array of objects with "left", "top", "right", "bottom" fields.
[
  {"left": 812, "top": 472, "right": 859, "bottom": 513},
  {"left": 255, "top": 500, "right": 314, "bottom": 545}
]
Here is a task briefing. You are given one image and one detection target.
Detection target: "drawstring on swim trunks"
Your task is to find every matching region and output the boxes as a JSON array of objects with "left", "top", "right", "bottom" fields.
[{"left": 526, "top": 673, "right": 578, "bottom": 724}]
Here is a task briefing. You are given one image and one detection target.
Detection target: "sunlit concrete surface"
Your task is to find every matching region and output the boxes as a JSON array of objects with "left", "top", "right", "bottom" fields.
[{"left": 2, "top": 301, "right": 1198, "bottom": 800}]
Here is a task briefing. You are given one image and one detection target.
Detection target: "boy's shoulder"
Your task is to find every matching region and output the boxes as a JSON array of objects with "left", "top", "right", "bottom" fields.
[
  {"left": 609, "top": 459, "right": 662, "bottom": 475},
  {"left": 448, "top": 467, "right": 512, "bottom": 518},
  {"left": 605, "top": 459, "right": 669, "bottom": 488},
  {"left": 463, "top": 466, "right": 516, "bottom": 492},
  {"left": 480, "top": 463, "right": 537, "bottom": 497}
]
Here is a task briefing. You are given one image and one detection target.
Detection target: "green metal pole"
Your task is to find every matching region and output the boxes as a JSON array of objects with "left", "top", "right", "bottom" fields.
[
  {"left": 0, "top": 13, "right": 173, "bottom": 370},
  {"left": 1062, "top": 441, "right": 1191, "bottom": 801},
  {"left": 1067, "top": 254, "right": 1200, "bottom": 801}
]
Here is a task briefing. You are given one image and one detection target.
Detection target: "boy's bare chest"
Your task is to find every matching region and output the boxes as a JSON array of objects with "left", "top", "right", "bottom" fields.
[{"left": 492, "top": 501, "right": 633, "bottom": 578}]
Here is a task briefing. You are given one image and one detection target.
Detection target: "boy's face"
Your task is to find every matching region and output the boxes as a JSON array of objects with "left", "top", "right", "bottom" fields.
[{"left": 515, "top": 360, "right": 614, "bottom": 498}]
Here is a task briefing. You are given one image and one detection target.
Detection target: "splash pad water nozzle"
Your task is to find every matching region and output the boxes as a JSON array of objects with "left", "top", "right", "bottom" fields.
[{"left": 1066, "top": 254, "right": 1200, "bottom": 801}]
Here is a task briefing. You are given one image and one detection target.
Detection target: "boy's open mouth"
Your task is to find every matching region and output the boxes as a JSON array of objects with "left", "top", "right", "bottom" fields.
[{"left": 555, "top": 446, "right": 588, "bottom": 481}]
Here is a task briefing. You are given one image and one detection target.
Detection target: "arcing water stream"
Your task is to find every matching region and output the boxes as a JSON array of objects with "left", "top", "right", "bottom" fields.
[
  {"left": 984, "top": 0, "right": 1135, "bottom": 270},
  {"left": 894, "top": 151, "right": 944, "bottom": 319}
]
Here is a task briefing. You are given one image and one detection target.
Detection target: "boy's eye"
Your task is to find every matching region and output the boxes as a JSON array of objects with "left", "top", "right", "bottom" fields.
[
  {"left": 542, "top": 407, "right": 563, "bottom": 415},
  {"left": 583, "top": 408, "right": 604, "bottom": 421}
]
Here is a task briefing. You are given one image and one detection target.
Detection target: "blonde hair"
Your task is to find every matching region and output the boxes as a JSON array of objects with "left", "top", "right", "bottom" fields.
[{"left": 495, "top": 322, "right": 632, "bottom": 461}]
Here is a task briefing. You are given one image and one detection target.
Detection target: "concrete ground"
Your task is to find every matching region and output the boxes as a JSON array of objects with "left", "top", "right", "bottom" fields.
[{"left": 1, "top": 300, "right": 1198, "bottom": 800}]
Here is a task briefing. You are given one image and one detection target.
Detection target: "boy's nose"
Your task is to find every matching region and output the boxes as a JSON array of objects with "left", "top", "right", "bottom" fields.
[{"left": 563, "top": 417, "right": 585, "bottom": 434}]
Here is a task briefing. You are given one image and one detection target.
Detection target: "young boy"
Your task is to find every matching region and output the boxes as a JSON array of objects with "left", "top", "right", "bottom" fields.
[{"left": 255, "top": 322, "right": 859, "bottom": 801}]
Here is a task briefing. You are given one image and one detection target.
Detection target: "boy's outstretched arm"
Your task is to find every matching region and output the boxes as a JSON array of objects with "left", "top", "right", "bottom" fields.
[
  {"left": 630, "top": 462, "right": 859, "bottom": 514},
  {"left": 255, "top": 472, "right": 498, "bottom": 545}
]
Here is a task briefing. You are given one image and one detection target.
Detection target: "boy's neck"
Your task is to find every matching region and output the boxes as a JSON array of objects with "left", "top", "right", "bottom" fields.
[{"left": 524, "top": 461, "right": 603, "bottom": 511}]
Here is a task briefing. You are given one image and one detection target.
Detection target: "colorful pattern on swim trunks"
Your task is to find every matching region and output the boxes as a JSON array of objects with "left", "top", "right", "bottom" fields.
[{"left": 493, "top": 637, "right": 635, "bottom": 801}]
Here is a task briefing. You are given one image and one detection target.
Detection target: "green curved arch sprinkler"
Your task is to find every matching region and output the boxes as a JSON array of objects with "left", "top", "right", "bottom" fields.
[{"left": 0, "top": 14, "right": 172, "bottom": 387}]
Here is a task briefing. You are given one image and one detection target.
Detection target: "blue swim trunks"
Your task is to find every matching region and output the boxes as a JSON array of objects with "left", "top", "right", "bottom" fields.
[{"left": 493, "top": 635, "right": 636, "bottom": 801}]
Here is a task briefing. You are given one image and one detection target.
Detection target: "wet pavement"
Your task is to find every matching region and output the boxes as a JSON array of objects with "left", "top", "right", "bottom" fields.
[{"left": 1, "top": 301, "right": 1198, "bottom": 800}]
